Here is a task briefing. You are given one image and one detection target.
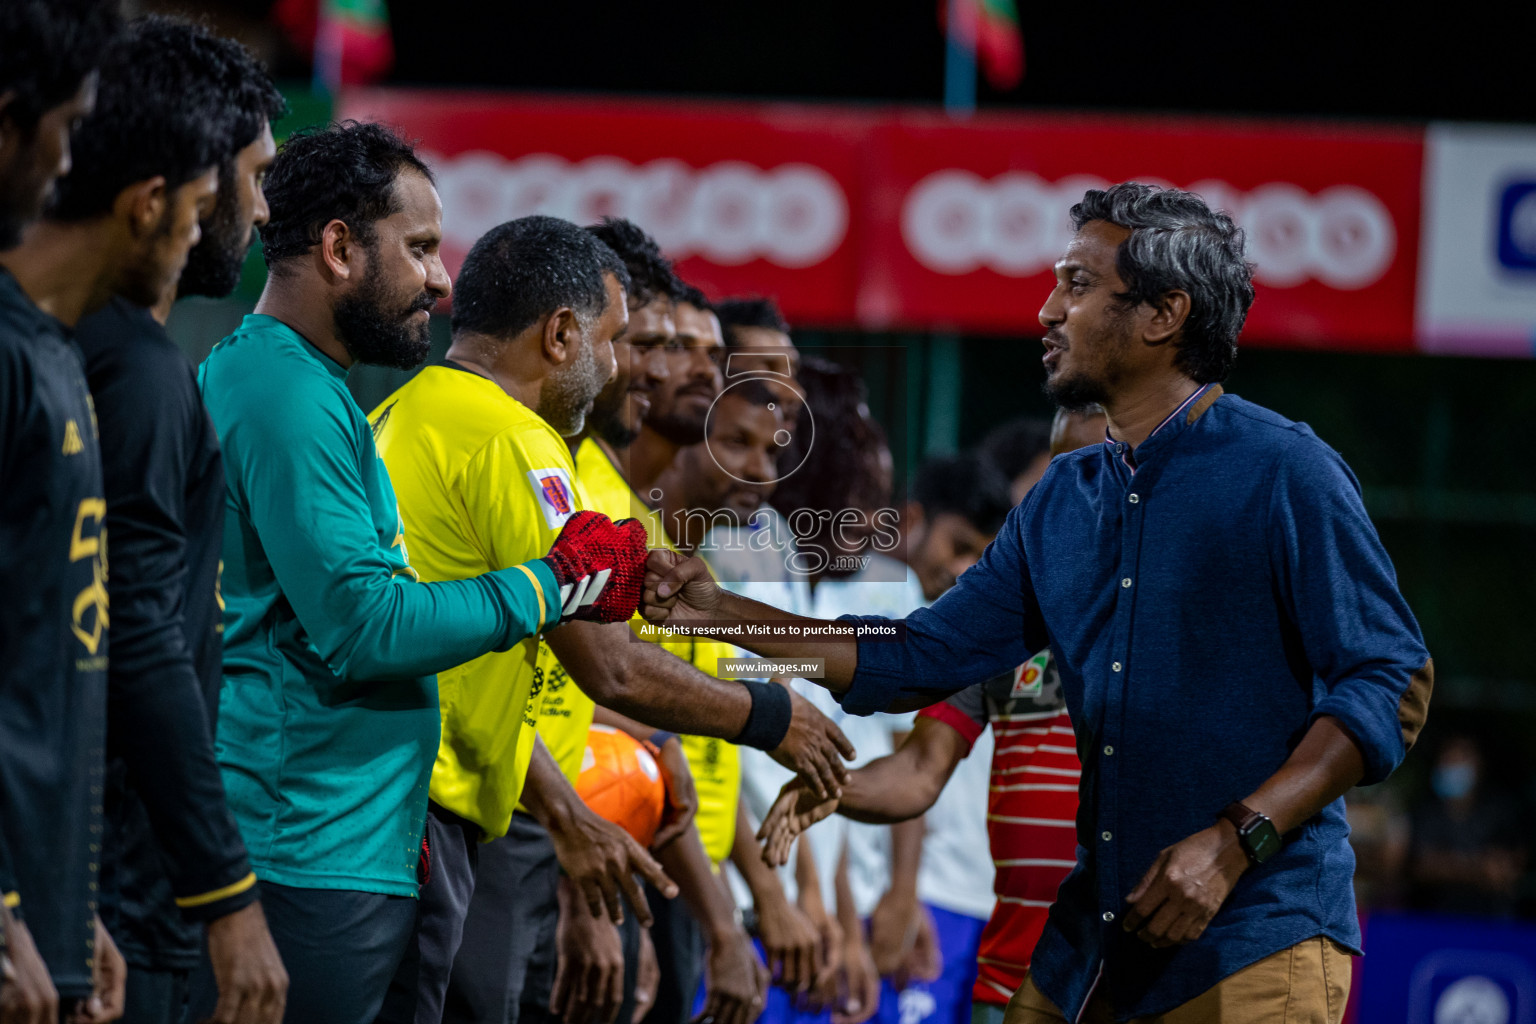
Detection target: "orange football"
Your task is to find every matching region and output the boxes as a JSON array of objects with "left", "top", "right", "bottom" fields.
[{"left": 575, "top": 725, "right": 666, "bottom": 847}]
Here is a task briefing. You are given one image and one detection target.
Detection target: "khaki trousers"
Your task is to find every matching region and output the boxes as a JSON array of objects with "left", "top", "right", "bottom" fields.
[{"left": 1003, "top": 937, "right": 1352, "bottom": 1024}]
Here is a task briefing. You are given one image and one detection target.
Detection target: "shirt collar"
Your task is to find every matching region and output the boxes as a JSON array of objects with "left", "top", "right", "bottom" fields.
[{"left": 1101, "top": 383, "right": 1224, "bottom": 468}]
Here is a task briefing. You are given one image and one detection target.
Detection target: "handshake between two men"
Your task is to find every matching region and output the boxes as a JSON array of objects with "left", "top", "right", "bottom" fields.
[{"left": 547, "top": 512, "right": 858, "bottom": 803}]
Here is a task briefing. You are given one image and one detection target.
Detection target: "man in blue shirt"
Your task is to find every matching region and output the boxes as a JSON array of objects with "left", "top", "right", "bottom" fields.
[{"left": 642, "top": 183, "right": 1432, "bottom": 1023}]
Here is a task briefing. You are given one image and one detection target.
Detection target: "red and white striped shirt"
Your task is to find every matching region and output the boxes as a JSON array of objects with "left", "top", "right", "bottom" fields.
[{"left": 917, "top": 649, "right": 1081, "bottom": 1006}]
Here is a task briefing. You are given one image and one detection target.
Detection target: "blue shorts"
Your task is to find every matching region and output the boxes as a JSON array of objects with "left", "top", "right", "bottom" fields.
[{"left": 875, "top": 904, "right": 987, "bottom": 1024}]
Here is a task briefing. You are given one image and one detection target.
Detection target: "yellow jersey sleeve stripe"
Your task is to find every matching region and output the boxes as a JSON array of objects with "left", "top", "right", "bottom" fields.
[
  {"left": 174, "top": 871, "right": 258, "bottom": 908},
  {"left": 513, "top": 563, "right": 547, "bottom": 630},
  {"left": 2, "top": 890, "right": 19, "bottom": 908}
]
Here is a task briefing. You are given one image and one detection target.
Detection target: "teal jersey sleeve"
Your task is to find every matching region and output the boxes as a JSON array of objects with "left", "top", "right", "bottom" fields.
[{"left": 207, "top": 335, "right": 558, "bottom": 694}]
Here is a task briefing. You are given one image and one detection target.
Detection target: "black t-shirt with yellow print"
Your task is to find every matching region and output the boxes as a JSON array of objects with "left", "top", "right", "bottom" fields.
[{"left": 0, "top": 267, "right": 108, "bottom": 998}]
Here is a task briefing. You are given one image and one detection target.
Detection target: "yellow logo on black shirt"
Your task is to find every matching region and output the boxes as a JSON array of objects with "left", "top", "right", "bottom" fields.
[
  {"left": 62, "top": 420, "right": 84, "bottom": 455},
  {"left": 69, "top": 499, "right": 109, "bottom": 655}
]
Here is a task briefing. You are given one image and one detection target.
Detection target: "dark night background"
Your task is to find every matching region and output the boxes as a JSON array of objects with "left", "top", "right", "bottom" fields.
[{"left": 376, "top": 1, "right": 1536, "bottom": 125}]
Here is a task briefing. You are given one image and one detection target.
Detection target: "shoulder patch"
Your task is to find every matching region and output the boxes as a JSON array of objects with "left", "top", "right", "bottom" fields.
[
  {"left": 1010, "top": 650, "right": 1050, "bottom": 698},
  {"left": 527, "top": 467, "right": 577, "bottom": 530}
]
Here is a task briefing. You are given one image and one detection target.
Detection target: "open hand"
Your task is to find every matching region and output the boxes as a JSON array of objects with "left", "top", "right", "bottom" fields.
[
  {"left": 548, "top": 801, "right": 679, "bottom": 925},
  {"left": 768, "top": 686, "right": 856, "bottom": 803},
  {"left": 758, "top": 778, "right": 840, "bottom": 868}
]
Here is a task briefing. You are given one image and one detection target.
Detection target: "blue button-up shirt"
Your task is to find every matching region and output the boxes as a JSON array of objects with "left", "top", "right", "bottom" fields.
[{"left": 841, "top": 386, "right": 1431, "bottom": 1020}]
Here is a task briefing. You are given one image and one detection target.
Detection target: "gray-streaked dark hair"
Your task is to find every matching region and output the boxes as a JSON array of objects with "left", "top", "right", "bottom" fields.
[
  {"left": 1070, "top": 183, "right": 1255, "bottom": 384},
  {"left": 452, "top": 215, "right": 631, "bottom": 340}
]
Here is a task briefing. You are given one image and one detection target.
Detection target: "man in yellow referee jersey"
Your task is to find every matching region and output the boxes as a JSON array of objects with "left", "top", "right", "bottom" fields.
[{"left": 372, "top": 216, "right": 854, "bottom": 1023}]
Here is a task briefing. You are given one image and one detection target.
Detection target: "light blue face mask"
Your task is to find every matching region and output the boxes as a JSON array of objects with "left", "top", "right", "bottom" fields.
[{"left": 1433, "top": 762, "right": 1477, "bottom": 801}]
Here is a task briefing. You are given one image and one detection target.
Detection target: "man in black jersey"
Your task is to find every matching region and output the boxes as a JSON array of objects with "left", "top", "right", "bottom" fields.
[
  {"left": 0, "top": 7, "right": 229, "bottom": 1022},
  {"left": 0, "top": 4, "right": 120, "bottom": 1021},
  {"left": 71, "top": 19, "right": 290, "bottom": 1024}
]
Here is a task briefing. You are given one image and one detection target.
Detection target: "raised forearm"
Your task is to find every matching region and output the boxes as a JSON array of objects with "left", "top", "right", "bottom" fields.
[
  {"left": 836, "top": 721, "right": 965, "bottom": 824},
  {"left": 551, "top": 621, "right": 754, "bottom": 737},
  {"left": 657, "top": 589, "right": 860, "bottom": 691},
  {"left": 1243, "top": 715, "right": 1366, "bottom": 834}
]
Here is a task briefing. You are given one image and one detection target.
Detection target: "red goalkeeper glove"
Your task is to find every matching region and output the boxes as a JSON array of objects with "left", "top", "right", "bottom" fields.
[{"left": 541, "top": 511, "right": 650, "bottom": 623}]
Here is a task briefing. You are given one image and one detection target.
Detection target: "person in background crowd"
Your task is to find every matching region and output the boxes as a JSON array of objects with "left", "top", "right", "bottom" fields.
[
  {"left": 642, "top": 183, "right": 1434, "bottom": 1023},
  {"left": 1408, "top": 735, "right": 1527, "bottom": 918},
  {"left": 190, "top": 124, "right": 649, "bottom": 1024},
  {"left": 716, "top": 297, "right": 802, "bottom": 424},
  {"left": 622, "top": 281, "right": 724, "bottom": 497},
  {"left": 71, "top": 18, "right": 290, "bottom": 1024},
  {"left": 979, "top": 420, "right": 1053, "bottom": 508}
]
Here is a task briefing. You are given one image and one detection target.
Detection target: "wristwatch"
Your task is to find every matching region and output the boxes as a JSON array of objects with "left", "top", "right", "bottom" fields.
[{"left": 1220, "top": 801, "right": 1282, "bottom": 865}]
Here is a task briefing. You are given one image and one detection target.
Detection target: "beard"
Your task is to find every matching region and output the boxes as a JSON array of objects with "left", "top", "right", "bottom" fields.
[
  {"left": 0, "top": 163, "right": 50, "bottom": 251},
  {"left": 1040, "top": 325, "right": 1132, "bottom": 412},
  {"left": 1042, "top": 365, "right": 1112, "bottom": 412},
  {"left": 538, "top": 336, "right": 606, "bottom": 437},
  {"left": 177, "top": 167, "right": 249, "bottom": 299},
  {"left": 644, "top": 396, "right": 709, "bottom": 446},
  {"left": 0, "top": 201, "right": 27, "bottom": 250},
  {"left": 333, "top": 271, "right": 436, "bottom": 371},
  {"left": 589, "top": 378, "right": 641, "bottom": 449}
]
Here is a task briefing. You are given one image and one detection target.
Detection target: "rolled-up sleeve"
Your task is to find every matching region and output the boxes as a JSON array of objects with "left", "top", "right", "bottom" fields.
[
  {"left": 838, "top": 503, "right": 1044, "bottom": 715},
  {"left": 1270, "top": 434, "right": 1433, "bottom": 785}
]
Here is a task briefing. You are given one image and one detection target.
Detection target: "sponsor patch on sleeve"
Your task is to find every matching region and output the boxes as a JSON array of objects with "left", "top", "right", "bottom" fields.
[
  {"left": 527, "top": 467, "right": 577, "bottom": 530},
  {"left": 1010, "top": 650, "right": 1051, "bottom": 699}
]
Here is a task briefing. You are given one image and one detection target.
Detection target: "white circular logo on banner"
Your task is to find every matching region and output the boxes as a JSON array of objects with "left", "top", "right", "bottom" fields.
[
  {"left": 1434, "top": 976, "right": 1511, "bottom": 1024},
  {"left": 900, "top": 172, "right": 1396, "bottom": 290},
  {"left": 430, "top": 151, "right": 848, "bottom": 269}
]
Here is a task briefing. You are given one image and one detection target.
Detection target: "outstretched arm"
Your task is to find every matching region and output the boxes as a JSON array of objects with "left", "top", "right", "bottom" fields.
[
  {"left": 759, "top": 717, "right": 971, "bottom": 867},
  {"left": 549, "top": 624, "right": 856, "bottom": 799},
  {"left": 643, "top": 506, "right": 1043, "bottom": 717}
]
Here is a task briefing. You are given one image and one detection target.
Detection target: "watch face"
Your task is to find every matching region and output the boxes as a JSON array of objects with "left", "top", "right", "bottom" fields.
[{"left": 1246, "top": 818, "right": 1283, "bottom": 864}]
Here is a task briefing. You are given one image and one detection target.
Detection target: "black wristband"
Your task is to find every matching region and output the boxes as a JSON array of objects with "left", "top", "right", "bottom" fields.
[
  {"left": 648, "top": 730, "right": 680, "bottom": 751},
  {"left": 735, "top": 680, "right": 793, "bottom": 751}
]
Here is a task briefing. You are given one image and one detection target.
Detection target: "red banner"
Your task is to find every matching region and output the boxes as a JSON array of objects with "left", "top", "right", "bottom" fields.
[{"left": 339, "top": 90, "right": 1423, "bottom": 352}]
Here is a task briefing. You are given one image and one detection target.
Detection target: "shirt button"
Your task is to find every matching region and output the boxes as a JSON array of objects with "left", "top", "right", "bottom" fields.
[
  {"left": 1101, "top": 831, "right": 1113, "bottom": 841},
  {"left": 1103, "top": 911, "right": 1116, "bottom": 923},
  {"left": 1104, "top": 745, "right": 1114, "bottom": 756},
  {"left": 1128, "top": 493, "right": 1140, "bottom": 504},
  {"left": 1112, "top": 661, "right": 1122, "bottom": 672},
  {"left": 1121, "top": 577, "right": 1133, "bottom": 588}
]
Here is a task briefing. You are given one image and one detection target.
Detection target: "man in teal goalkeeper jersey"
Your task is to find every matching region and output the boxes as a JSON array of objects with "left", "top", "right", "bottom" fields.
[{"left": 189, "top": 121, "right": 649, "bottom": 1024}]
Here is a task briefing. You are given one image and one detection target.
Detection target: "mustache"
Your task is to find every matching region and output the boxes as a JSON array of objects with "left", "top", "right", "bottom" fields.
[
  {"left": 406, "top": 292, "right": 438, "bottom": 316},
  {"left": 1043, "top": 329, "right": 1068, "bottom": 349}
]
